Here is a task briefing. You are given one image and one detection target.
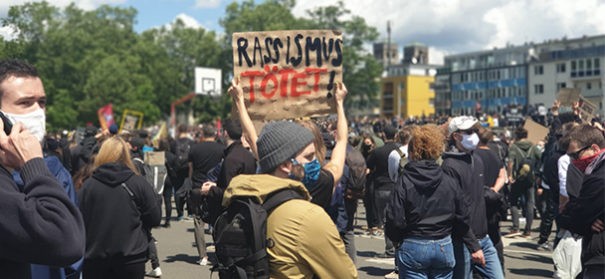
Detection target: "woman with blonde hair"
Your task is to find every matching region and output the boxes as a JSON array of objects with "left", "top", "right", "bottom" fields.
[
  {"left": 78, "top": 136, "right": 161, "bottom": 279},
  {"left": 385, "top": 125, "right": 474, "bottom": 279}
]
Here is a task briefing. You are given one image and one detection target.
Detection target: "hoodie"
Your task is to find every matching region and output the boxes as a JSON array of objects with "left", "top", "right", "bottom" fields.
[
  {"left": 508, "top": 140, "right": 541, "bottom": 180},
  {"left": 441, "top": 149, "right": 486, "bottom": 252},
  {"left": 385, "top": 160, "right": 473, "bottom": 244},
  {"left": 78, "top": 163, "right": 161, "bottom": 263},
  {"left": 223, "top": 175, "right": 357, "bottom": 279}
]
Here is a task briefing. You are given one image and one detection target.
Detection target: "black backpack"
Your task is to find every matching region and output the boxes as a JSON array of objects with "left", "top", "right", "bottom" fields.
[
  {"left": 344, "top": 146, "right": 367, "bottom": 199},
  {"left": 212, "top": 189, "right": 304, "bottom": 279},
  {"left": 175, "top": 139, "right": 191, "bottom": 170}
]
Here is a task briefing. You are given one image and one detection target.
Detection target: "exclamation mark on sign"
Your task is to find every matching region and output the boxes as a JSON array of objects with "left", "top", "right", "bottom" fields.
[{"left": 326, "top": 70, "right": 336, "bottom": 98}]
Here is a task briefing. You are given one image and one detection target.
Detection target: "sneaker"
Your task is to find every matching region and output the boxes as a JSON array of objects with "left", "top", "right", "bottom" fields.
[
  {"left": 503, "top": 230, "right": 521, "bottom": 238},
  {"left": 384, "top": 270, "right": 398, "bottom": 279},
  {"left": 146, "top": 267, "right": 162, "bottom": 278},
  {"left": 537, "top": 241, "right": 552, "bottom": 251},
  {"left": 176, "top": 215, "right": 184, "bottom": 221},
  {"left": 522, "top": 232, "right": 532, "bottom": 238},
  {"left": 162, "top": 222, "right": 170, "bottom": 228},
  {"left": 197, "top": 257, "right": 209, "bottom": 266}
]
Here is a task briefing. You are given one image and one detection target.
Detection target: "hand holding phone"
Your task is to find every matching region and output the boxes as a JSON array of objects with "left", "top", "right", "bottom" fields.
[{"left": 0, "top": 111, "right": 13, "bottom": 135}]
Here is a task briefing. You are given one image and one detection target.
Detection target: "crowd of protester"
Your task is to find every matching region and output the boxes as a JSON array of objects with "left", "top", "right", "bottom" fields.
[{"left": 2, "top": 58, "right": 605, "bottom": 279}]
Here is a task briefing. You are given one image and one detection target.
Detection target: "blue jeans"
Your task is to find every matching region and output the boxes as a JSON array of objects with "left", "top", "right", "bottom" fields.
[
  {"left": 453, "top": 235, "right": 504, "bottom": 279},
  {"left": 396, "top": 236, "right": 455, "bottom": 279}
]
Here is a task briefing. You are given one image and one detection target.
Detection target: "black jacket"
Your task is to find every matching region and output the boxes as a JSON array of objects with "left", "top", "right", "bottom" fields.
[
  {"left": 206, "top": 141, "right": 256, "bottom": 224},
  {"left": 567, "top": 152, "right": 605, "bottom": 266},
  {"left": 78, "top": 163, "right": 161, "bottom": 263},
  {"left": 0, "top": 158, "right": 85, "bottom": 279},
  {"left": 385, "top": 160, "right": 473, "bottom": 244},
  {"left": 441, "top": 150, "right": 486, "bottom": 252}
]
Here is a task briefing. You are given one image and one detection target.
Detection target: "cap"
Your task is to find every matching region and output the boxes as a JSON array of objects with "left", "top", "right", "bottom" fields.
[{"left": 448, "top": 116, "right": 478, "bottom": 134}]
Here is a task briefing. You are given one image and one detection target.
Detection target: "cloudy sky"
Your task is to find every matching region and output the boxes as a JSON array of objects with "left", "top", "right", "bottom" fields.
[{"left": 1, "top": 0, "right": 604, "bottom": 64}]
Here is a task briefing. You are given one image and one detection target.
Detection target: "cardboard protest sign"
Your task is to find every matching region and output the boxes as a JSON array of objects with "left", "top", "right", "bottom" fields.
[
  {"left": 232, "top": 30, "right": 343, "bottom": 120},
  {"left": 523, "top": 117, "right": 548, "bottom": 144},
  {"left": 556, "top": 88, "right": 580, "bottom": 106},
  {"left": 119, "top": 109, "right": 144, "bottom": 133},
  {"left": 579, "top": 96, "right": 597, "bottom": 122}
]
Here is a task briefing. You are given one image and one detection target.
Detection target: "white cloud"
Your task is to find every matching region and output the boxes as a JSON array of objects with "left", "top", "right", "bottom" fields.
[
  {"left": 293, "top": 0, "right": 605, "bottom": 62},
  {"left": 172, "top": 13, "right": 205, "bottom": 29},
  {"left": 195, "top": 0, "right": 222, "bottom": 9}
]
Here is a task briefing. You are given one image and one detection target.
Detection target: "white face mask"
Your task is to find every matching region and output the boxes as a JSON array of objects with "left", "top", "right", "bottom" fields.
[
  {"left": 461, "top": 133, "right": 479, "bottom": 151},
  {"left": 2, "top": 109, "right": 46, "bottom": 143}
]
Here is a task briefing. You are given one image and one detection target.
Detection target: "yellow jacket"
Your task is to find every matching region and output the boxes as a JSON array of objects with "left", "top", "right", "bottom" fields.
[{"left": 223, "top": 174, "right": 358, "bottom": 279}]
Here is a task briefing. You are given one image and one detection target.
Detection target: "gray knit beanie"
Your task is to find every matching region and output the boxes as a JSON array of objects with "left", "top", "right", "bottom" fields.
[{"left": 257, "top": 121, "right": 314, "bottom": 173}]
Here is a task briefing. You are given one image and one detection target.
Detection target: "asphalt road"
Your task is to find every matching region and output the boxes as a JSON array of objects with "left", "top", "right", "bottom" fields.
[{"left": 148, "top": 201, "right": 555, "bottom": 278}]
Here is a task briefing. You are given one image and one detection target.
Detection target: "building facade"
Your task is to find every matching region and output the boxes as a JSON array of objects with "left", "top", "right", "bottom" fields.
[
  {"left": 444, "top": 45, "right": 532, "bottom": 115},
  {"left": 373, "top": 42, "right": 399, "bottom": 67},
  {"left": 380, "top": 63, "right": 437, "bottom": 119},
  {"left": 528, "top": 35, "right": 605, "bottom": 117}
]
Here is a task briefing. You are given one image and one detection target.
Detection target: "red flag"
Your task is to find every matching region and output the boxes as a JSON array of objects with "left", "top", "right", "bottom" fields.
[{"left": 97, "top": 104, "right": 115, "bottom": 130}]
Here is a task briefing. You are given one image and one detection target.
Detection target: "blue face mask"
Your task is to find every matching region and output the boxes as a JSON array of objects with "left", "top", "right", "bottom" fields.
[{"left": 290, "top": 158, "right": 321, "bottom": 189}]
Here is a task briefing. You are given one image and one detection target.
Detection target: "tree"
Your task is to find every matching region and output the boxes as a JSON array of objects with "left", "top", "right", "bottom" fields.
[{"left": 305, "top": 1, "right": 383, "bottom": 113}]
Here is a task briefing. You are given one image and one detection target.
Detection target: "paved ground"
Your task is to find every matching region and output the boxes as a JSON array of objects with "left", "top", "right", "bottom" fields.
[{"left": 149, "top": 201, "right": 556, "bottom": 278}]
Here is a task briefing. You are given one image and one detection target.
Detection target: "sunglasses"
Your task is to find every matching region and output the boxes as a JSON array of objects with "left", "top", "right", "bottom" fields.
[
  {"left": 568, "top": 145, "right": 591, "bottom": 160},
  {"left": 457, "top": 128, "right": 477, "bottom": 135}
]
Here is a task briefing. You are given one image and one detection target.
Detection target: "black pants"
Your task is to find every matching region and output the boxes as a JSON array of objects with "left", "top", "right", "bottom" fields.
[
  {"left": 162, "top": 178, "right": 174, "bottom": 224},
  {"left": 172, "top": 176, "right": 187, "bottom": 217},
  {"left": 83, "top": 260, "right": 145, "bottom": 279},
  {"left": 373, "top": 186, "right": 392, "bottom": 228},
  {"left": 149, "top": 237, "right": 160, "bottom": 269},
  {"left": 363, "top": 179, "right": 377, "bottom": 228},
  {"left": 538, "top": 188, "right": 558, "bottom": 243}
]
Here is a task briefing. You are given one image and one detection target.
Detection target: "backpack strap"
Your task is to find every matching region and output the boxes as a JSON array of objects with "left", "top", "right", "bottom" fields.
[
  {"left": 121, "top": 182, "right": 141, "bottom": 215},
  {"left": 262, "top": 188, "right": 305, "bottom": 213}
]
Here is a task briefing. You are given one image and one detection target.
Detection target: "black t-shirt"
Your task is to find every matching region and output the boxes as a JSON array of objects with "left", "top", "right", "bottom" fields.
[
  {"left": 307, "top": 169, "right": 334, "bottom": 212},
  {"left": 474, "top": 148, "right": 503, "bottom": 188},
  {"left": 366, "top": 142, "right": 399, "bottom": 188},
  {"left": 189, "top": 141, "right": 225, "bottom": 186}
]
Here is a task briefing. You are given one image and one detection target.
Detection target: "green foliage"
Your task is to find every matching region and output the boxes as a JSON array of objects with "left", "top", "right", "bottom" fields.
[{"left": 0, "top": 0, "right": 382, "bottom": 128}]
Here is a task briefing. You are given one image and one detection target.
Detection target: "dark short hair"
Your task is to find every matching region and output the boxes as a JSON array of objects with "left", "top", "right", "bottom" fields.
[
  {"left": 383, "top": 125, "right": 398, "bottom": 140},
  {"left": 0, "top": 59, "right": 39, "bottom": 99},
  {"left": 397, "top": 126, "right": 414, "bottom": 145},
  {"left": 514, "top": 127, "right": 528, "bottom": 140},
  {"left": 177, "top": 124, "right": 188, "bottom": 134},
  {"left": 567, "top": 124, "right": 605, "bottom": 149},
  {"left": 223, "top": 119, "right": 242, "bottom": 140},
  {"left": 478, "top": 128, "right": 494, "bottom": 145},
  {"left": 202, "top": 125, "right": 216, "bottom": 138}
]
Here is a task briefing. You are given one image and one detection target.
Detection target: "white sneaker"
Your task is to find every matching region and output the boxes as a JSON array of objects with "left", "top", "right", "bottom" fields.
[
  {"left": 197, "top": 257, "right": 209, "bottom": 266},
  {"left": 146, "top": 267, "right": 162, "bottom": 278},
  {"left": 384, "top": 270, "right": 398, "bottom": 279}
]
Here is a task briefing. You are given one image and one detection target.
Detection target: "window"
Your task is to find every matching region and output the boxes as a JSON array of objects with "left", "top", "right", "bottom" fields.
[
  {"left": 587, "top": 82, "right": 592, "bottom": 90},
  {"left": 556, "top": 63, "right": 566, "bottom": 73},
  {"left": 534, "top": 65, "right": 544, "bottom": 75},
  {"left": 534, "top": 84, "right": 544, "bottom": 94},
  {"left": 557, "top": 82, "right": 566, "bottom": 90}
]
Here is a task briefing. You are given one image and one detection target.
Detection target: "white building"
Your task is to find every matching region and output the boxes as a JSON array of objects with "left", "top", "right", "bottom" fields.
[{"left": 528, "top": 35, "right": 605, "bottom": 118}]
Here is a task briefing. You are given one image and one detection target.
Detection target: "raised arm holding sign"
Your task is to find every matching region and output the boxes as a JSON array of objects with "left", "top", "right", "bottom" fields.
[{"left": 232, "top": 30, "right": 343, "bottom": 120}]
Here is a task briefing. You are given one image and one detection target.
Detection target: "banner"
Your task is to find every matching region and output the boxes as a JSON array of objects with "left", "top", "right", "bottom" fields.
[
  {"left": 97, "top": 103, "right": 115, "bottom": 130},
  {"left": 119, "top": 109, "right": 144, "bottom": 133},
  {"left": 232, "top": 30, "right": 343, "bottom": 120}
]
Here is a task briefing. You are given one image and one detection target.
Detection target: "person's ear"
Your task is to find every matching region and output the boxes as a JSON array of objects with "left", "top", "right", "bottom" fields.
[{"left": 276, "top": 160, "right": 292, "bottom": 174}]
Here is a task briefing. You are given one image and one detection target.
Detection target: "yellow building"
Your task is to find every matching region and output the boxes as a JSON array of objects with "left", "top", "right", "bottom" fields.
[{"left": 381, "top": 64, "right": 436, "bottom": 119}]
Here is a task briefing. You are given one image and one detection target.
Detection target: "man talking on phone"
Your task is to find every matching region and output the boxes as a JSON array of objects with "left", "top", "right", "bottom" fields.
[{"left": 0, "top": 59, "right": 85, "bottom": 278}]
